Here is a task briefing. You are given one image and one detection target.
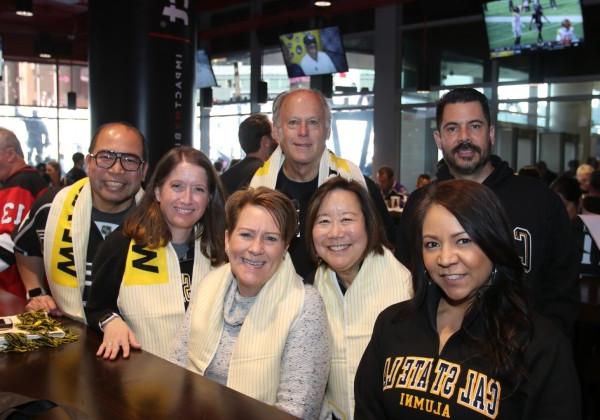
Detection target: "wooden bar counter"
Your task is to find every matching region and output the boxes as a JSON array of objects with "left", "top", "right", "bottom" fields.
[{"left": 0, "top": 290, "right": 298, "bottom": 419}]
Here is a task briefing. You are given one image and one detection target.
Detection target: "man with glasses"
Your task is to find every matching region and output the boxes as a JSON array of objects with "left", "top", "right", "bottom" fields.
[
  {"left": 247, "top": 88, "right": 394, "bottom": 279},
  {"left": 0, "top": 128, "right": 47, "bottom": 298},
  {"left": 14, "top": 122, "right": 147, "bottom": 323}
]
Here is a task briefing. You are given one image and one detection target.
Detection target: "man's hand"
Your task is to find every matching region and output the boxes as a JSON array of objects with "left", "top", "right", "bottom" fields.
[{"left": 25, "top": 295, "right": 62, "bottom": 317}]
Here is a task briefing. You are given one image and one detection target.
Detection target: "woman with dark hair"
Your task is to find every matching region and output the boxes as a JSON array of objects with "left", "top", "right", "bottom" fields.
[
  {"left": 45, "top": 160, "right": 62, "bottom": 188},
  {"left": 355, "top": 179, "right": 580, "bottom": 419},
  {"left": 85, "top": 146, "right": 226, "bottom": 361},
  {"left": 305, "top": 177, "right": 412, "bottom": 419},
  {"left": 171, "top": 187, "right": 330, "bottom": 419}
]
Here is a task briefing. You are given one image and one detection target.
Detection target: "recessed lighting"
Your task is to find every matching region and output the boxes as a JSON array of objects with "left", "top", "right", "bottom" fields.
[
  {"left": 314, "top": 1, "right": 332, "bottom": 7},
  {"left": 39, "top": 53, "right": 52, "bottom": 58},
  {"left": 16, "top": 0, "right": 33, "bottom": 17}
]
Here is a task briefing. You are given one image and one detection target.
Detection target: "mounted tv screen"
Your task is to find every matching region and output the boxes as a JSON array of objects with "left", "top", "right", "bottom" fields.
[
  {"left": 196, "top": 50, "right": 217, "bottom": 88},
  {"left": 279, "top": 26, "right": 349, "bottom": 77},
  {"left": 483, "top": 0, "right": 584, "bottom": 58}
]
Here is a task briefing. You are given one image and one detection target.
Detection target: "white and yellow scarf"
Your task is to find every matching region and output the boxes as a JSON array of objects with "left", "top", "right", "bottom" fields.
[
  {"left": 118, "top": 239, "right": 210, "bottom": 360},
  {"left": 187, "top": 254, "right": 304, "bottom": 404},
  {"left": 249, "top": 146, "right": 366, "bottom": 189},
  {"left": 314, "top": 248, "right": 413, "bottom": 420},
  {"left": 43, "top": 177, "right": 143, "bottom": 324}
]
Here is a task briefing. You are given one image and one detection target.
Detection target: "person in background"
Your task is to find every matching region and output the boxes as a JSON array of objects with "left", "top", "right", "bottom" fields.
[
  {"left": 529, "top": 3, "right": 550, "bottom": 43},
  {"left": 0, "top": 128, "right": 47, "bottom": 298},
  {"left": 243, "top": 88, "right": 394, "bottom": 279},
  {"left": 220, "top": 114, "right": 277, "bottom": 196},
  {"left": 535, "top": 160, "right": 557, "bottom": 185},
  {"left": 576, "top": 163, "right": 594, "bottom": 194},
  {"left": 564, "top": 159, "right": 579, "bottom": 178},
  {"left": 512, "top": 6, "right": 522, "bottom": 47},
  {"left": 556, "top": 18, "right": 578, "bottom": 46},
  {"left": 45, "top": 160, "right": 62, "bottom": 189},
  {"left": 63, "top": 152, "right": 87, "bottom": 185},
  {"left": 586, "top": 156, "right": 599, "bottom": 170},
  {"left": 34, "top": 162, "right": 50, "bottom": 185},
  {"left": 550, "top": 175, "right": 582, "bottom": 221},
  {"left": 171, "top": 187, "right": 330, "bottom": 420},
  {"left": 14, "top": 122, "right": 147, "bottom": 323},
  {"left": 581, "top": 170, "right": 600, "bottom": 214},
  {"left": 305, "top": 177, "right": 412, "bottom": 419},
  {"left": 517, "top": 164, "right": 540, "bottom": 179},
  {"left": 23, "top": 110, "right": 49, "bottom": 164},
  {"left": 415, "top": 173, "right": 431, "bottom": 190},
  {"left": 355, "top": 180, "right": 580, "bottom": 419},
  {"left": 398, "top": 87, "right": 579, "bottom": 336},
  {"left": 376, "top": 166, "right": 408, "bottom": 201},
  {"left": 86, "top": 146, "right": 226, "bottom": 361},
  {"left": 299, "top": 34, "right": 336, "bottom": 76}
]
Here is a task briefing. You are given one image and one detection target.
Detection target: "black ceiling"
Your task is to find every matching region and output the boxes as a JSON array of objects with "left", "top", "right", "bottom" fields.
[{"left": 0, "top": 0, "right": 500, "bottom": 64}]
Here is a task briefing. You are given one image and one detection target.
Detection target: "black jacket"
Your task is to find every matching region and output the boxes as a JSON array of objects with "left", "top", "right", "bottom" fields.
[
  {"left": 354, "top": 285, "right": 581, "bottom": 420},
  {"left": 396, "top": 156, "right": 580, "bottom": 336},
  {"left": 220, "top": 156, "right": 264, "bottom": 197}
]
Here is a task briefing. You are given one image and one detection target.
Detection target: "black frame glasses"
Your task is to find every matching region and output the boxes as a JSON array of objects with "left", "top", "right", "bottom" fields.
[{"left": 89, "top": 150, "right": 144, "bottom": 172}]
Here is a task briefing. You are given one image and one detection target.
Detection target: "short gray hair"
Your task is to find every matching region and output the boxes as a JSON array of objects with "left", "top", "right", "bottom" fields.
[
  {"left": 0, "top": 128, "right": 24, "bottom": 158},
  {"left": 272, "top": 88, "right": 331, "bottom": 131}
]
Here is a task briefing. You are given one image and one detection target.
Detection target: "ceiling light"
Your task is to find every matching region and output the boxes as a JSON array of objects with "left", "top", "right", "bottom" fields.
[
  {"left": 314, "top": 1, "right": 332, "bottom": 7},
  {"left": 15, "top": 0, "right": 34, "bottom": 17},
  {"left": 35, "top": 33, "right": 53, "bottom": 59}
]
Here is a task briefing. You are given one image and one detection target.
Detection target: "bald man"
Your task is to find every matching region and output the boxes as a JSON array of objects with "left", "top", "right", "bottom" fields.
[
  {"left": 14, "top": 122, "right": 148, "bottom": 323},
  {"left": 0, "top": 128, "right": 47, "bottom": 297}
]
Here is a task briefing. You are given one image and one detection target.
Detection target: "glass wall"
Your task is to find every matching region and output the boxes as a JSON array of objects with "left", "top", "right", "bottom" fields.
[{"left": 0, "top": 60, "right": 90, "bottom": 176}]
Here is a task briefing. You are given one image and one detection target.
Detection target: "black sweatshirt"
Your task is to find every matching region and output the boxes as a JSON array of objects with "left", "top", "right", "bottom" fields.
[{"left": 354, "top": 285, "right": 581, "bottom": 420}]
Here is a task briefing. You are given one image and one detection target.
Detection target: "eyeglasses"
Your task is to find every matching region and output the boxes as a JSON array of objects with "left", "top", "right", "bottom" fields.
[{"left": 89, "top": 150, "right": 144, "bottom": 172}]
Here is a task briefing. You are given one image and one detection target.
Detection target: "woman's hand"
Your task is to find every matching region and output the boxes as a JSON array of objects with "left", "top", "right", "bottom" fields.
[{"left": 96, "top": 317, "right": 141, "bottom": 360}]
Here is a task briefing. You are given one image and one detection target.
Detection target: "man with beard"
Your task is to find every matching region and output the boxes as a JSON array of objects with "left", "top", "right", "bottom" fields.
[
  {"left": 13, "top": 122, "right": 147, "bottom": 323},
  {"left": 397, "top": 88, "right": 579, "bottom": 336}
]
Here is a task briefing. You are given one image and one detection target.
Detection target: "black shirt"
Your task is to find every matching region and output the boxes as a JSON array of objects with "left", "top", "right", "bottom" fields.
[
  {"left": 354, "top": 285, "right": 581, "bottom": 420},
  {"left": 276, "top": 171, "right": 319, "bottom": 280},
  {"left": 220, "top": 157, "right": 264, "bottom": 197}
]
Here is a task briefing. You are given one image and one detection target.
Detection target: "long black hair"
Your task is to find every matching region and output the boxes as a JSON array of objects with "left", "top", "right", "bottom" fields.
[{"left": 408, "top": 179, "right": 532, "bottom": 386}]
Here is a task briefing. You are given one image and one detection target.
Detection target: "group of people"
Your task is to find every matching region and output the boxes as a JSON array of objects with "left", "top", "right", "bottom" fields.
[{"left": 0, "top": 87, "right": 582, "bottom": 418}]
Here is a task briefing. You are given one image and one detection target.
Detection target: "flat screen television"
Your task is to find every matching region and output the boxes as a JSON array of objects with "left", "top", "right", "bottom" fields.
[
  {"left": 483, "top": 0, "right": 584, "bottom": 58},
  {"left": 279, "top": 26, "right": 349, "bottom": 77},
  {"left": 196, "top": 49, "right": 217, "bottom": 88}
]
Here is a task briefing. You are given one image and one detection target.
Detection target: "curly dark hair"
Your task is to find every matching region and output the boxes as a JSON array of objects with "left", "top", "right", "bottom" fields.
[{"left": 408, "top": 179, "right": 532, "bottom": 386}]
